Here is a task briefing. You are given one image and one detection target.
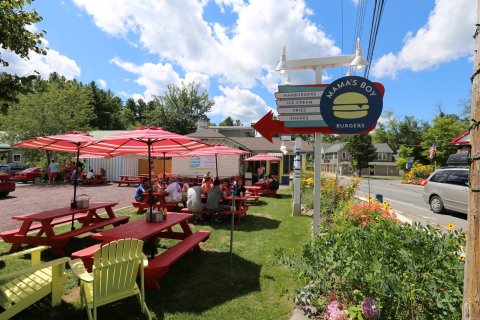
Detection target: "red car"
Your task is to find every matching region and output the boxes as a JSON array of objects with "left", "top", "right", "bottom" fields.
[
  {"left": 14, "top": 167, "right": 44, "bottom": 183},
  {"left": 0, "top": 173, "right": 15, "bottom": 196}
]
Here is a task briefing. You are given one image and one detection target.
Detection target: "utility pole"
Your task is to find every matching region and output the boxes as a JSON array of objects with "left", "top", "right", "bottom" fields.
[{"left": 463, "top": 1, "right": 480, "bottom": 318}]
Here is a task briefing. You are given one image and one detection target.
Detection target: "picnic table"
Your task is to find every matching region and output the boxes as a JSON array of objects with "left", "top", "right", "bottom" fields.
[
  {"left": 86, "top": 213, "right": 210, "bottom": 289},
  {"left": 113, "top": 175, "right": 141, "bottom": 187},
  {"left": 245, "top": 186, "right": 262, "bottom": 203},
  {"left": 0, "top": 202, "right": 129, "bottom": 255}
]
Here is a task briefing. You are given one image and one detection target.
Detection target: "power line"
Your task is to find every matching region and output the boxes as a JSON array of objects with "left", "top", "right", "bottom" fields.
[{"left": 364, "top": 0, "right": 387, "bottom": 78}]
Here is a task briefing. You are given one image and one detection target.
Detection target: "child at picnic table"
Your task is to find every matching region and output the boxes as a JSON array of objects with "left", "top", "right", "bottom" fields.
[
  {"left": 135, "top": 177, "right": 150, "bottom": 202},
  {"left": 205, "top": 179, "right": 231, "bottom": 221}
]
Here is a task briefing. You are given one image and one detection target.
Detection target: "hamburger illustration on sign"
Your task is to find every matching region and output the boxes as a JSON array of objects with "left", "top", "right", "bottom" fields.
[{"left": 320, "top": 76, "right": 384, "bottom": 134}]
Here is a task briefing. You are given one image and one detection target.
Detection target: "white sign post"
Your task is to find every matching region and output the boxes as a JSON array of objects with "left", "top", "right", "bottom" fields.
[{"left": 292, "top": 137, "right": 302, "bottom": 216}]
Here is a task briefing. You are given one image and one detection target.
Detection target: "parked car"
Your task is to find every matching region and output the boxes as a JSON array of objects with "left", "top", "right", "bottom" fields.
[
  {"left": 0, "top": 172, "right": 15, "bottom": 196},
  {"left": 0, "top": 163, "right": 27, "bottom": 176},
  {"left": 14, "top": 167, "right": 45, "bottom": 183},
  {"left": 422, "top": 166, "right": 469, "bottom": 214}
]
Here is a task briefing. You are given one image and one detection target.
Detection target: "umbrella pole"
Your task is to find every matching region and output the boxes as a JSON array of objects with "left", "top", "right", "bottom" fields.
[
  {"left": 71, "top": 149, "right": 80, "bottom": 231},
  {"left": 215, "top": 154, "right": 218, "bottom": 180},
  {"left": 163, "top": 152, "right": 166, "bottom": 182},
  {"left": 148, "top": 141, "right": 154, "bottom": 220}
]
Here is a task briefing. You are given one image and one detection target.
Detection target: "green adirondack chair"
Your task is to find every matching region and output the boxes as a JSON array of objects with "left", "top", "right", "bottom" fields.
[
  {"left": 69, "top": 238, "right": 151, "bottom": 320},
  {"left": 0, "top": 246, "right": 70, "bottom": 320}
]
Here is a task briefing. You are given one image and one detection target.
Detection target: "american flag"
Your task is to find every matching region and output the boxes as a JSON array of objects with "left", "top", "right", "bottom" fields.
[{"left": 429, "top": 142, "right": 437, "bottom": 160}]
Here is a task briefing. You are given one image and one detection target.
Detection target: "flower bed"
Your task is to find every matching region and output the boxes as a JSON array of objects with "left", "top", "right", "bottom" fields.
[{"left": 277, "top": 198, "right": 465, "bottom": 319}]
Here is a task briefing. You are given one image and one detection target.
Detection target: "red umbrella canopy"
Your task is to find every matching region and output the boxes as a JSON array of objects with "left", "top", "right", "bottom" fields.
[
  {"left": 81, "top": 126, "right": 210, "bottom": 156},
  {"left": 243, "top": 153, "right": 281, "bottom": 162},
  {"left": 13, "top": 131, "right": 100, "bottom": 154}
]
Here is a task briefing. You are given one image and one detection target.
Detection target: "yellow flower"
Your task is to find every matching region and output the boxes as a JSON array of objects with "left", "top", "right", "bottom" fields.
[
  {"left": 447, "top": 224, "right": 455, "bottom": 231},
  {"left": 459, "top": 256, "right": 465, "bottom": 262}
]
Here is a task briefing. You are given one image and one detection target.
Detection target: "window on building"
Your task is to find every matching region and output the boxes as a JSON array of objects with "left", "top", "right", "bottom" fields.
[
  {"left": 377, "top": 153, "right": 387, "bottom": 160},
  {"left": 13, "top": 154, "right": 21, "bottom": 162},
  {"left": 342, "top": 152, "right": 347, "bottom": 159},
  {"left": 283, "top": 155, "right": 294, "bottom": 174}
]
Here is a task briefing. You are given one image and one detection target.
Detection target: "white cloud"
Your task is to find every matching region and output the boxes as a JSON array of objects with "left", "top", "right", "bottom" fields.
[
  {"left": 371, "top": 0, "right": 475, "bottom": 79},
  {"left": 0, "top": 48, "right": 80, "bottom": 79},
  {"left": 212, "top": 86, "right": 273, "bottom": 124},
  {"left": 97, "top": 79, "right": 107, "bottom": 88},
  {"left": 73, "top": 0, "right": 341, "bottom": 88}
]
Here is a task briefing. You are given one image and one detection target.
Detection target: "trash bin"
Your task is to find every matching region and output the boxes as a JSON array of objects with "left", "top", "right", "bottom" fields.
[{"left": 375, "top": 194, "right": 383, "bottom": 203}]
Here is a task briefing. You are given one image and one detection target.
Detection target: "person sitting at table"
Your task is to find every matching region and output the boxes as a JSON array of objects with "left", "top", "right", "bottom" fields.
[
  {"left": 181, "top": 178, "right": 189, "bottom": 207},
  {"left": 201, "top": 176, "right": 213, "bottom": 192},
  {"left": 71, "top": 167, "right": 82, "bottom": 185},
  {"left": 187, "top": 185, "right": 207, "bottom": 221},
  {"left": 267, "top": 174, "right": 279, "bottom": 191},
  {"left": 134, "top": 177, "right": 150, "bottom": 203},
  {"left": 205, "top": 179, "right": 230, "bottom": 221},
  {"left": 99, "top": 167, "right": 106, "bottom": 177},
  {"left": 164, "top": 177, "right": 183, "bottom": 203},
  {"left": 221, "top": 179, "right": 232, "bottom": 196},
  {"left": 233, "top": 178, "right": 246, "bottom": 197},
  {"left": 86, "top": 169, "right": 95, "bottom": 181}
]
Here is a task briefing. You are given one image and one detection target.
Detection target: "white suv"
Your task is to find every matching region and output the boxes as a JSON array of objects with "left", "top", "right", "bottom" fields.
[{"left": 422, "top": 167, "right": 469, "bottom": 214}]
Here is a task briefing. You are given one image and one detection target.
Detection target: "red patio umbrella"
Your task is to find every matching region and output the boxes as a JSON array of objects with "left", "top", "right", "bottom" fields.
[
  {"left": 181, "top": 144, "right": 249, "bottom": 179},
  {"left": 13, "top": 131, "right": 106, "bottom": 230},
  {"left": 82, "top": 126, "right": 210, "bottom": 218},
  {"left": 243, "top": 153, "right": 281, "bottom": 181}
]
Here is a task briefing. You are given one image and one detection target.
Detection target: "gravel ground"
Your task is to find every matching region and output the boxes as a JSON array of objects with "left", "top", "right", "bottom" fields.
[{"left": 0, "top": 182, "right": 137, "bottom": 231}]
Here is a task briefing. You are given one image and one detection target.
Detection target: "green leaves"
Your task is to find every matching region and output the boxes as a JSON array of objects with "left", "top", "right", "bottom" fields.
[{"left": 278, "top": 208, "right": 465, "bottom": 319}]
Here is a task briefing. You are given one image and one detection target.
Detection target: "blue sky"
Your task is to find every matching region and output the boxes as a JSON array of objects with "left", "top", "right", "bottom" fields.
[{"left": 1, "top": 0, "right": 476, "bottom": 126}]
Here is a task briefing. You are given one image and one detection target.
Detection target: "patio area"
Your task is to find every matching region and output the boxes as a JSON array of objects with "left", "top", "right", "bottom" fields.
[{"left": 0, "top": 184, "right": 310, "bottom": 319}]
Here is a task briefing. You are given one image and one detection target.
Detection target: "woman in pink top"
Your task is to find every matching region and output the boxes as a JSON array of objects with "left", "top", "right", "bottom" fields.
[{"left": 201, "top": 176, "right": 213, "bottom": 192}]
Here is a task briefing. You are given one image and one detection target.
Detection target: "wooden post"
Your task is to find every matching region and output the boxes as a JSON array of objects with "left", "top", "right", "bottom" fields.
[{"left": 463, "top": 2, "right": 480, "bottom": 318}]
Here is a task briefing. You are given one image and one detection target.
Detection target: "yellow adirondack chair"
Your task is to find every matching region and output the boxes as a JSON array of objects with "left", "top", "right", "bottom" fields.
[
  {"left": 0, "top": 246, "right": 70, "bottom": 320},
  {"left": 69, "top": 238, "right": 151, "bottom": 320}
]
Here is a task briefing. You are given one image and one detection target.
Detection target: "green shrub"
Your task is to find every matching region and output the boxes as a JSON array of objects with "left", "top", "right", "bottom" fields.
[{"left": 277, "top": 215, "right": 465, "bottom": 319}]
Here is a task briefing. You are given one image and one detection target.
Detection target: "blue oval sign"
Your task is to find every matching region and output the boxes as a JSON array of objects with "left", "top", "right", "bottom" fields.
[{"left": 320, "top": 76, "right": 383, "bottom": 134}]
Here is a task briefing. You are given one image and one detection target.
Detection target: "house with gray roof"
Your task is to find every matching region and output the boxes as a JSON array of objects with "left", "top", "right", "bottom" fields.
[{"left": 321, "top": 142, "right": 400, "bottom": 176}]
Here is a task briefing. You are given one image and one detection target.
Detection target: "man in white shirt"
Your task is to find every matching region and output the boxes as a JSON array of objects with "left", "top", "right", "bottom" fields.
[{"left": 165, "top": 178, "right": 183, "bottom": 202}]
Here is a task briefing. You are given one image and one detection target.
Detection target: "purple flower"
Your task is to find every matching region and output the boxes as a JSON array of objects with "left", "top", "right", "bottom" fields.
[{"left": 361, "top": 298, "right": 379, "bottom": 319}]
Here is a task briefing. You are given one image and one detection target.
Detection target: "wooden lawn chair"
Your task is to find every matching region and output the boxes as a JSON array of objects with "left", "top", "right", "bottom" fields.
[
  {"left": 69, "top": 238, "right": 151, "bottom": 320},
  {"left": 0, "top": 246, "right": 70, "bottom": 320}
]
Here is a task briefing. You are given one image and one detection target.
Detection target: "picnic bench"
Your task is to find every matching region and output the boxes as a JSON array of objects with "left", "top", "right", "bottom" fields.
[
  {"left": 132, "top": 191, "right": 182, "bottom": 214},
  {"left": 0, "top": 202, "right": 129, "bottom": 255},
  {"left": 112, "top": 175, "right": 141, "bottom": 187},
  {"left": 181, "top": 195, "right": 249, "bottom": 223},
  {"left": 75, "top": 213, "right": 210, "bottom": 290},
  {"left": 245, "top": 186, "right": 262, "bottom": 203}
]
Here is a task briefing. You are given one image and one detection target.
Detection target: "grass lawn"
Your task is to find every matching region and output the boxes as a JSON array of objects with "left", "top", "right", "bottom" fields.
[{"left": 0, "top": 188, "right": 311, "bottom": 319}]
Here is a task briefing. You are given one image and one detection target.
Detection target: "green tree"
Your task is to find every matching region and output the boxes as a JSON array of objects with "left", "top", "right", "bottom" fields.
[
  {"left": 219, "top": 116, "right": 243, "bottom": 126},
  {"left": 0, "top": 0, "right": 46, "bottom": 111},
  {"left": 1, "top": 80, "right": 94, "bottom": 143},
  {"left": 421, "top": 114, "right": 468, "bottom": 166},
  {"left": 149, "top": 82, "right": 213, "bottom": 135},
  {"left": 396, "top": 145, "right": 414, "bottom": 171},
  {"left": 345, "top": 134, "right": 377, "bottom": 176},
  {"left": 87, "top": 81, "right": 125, "bottom": 130}
]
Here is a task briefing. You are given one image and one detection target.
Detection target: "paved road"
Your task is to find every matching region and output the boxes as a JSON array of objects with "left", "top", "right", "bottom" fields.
[
  {"left": 355, "top": 177, "right": 468, "bottom": 231},
  {"left": 1, "top": 182, "right": 137, "bottom": 232}
]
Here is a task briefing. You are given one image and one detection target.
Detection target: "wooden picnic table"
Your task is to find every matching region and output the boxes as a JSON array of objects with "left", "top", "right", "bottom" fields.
[
  {"left": 90, "top": 212, "right": 210, "bottom": 289},
  {"left": 114, "top": 175, "right": 141, "bottom": 187},
  {"left": 0, "top": 202, "right": 129, "bottom": 255}
]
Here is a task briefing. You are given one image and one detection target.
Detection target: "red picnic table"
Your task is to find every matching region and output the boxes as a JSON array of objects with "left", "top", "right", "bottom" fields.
[
  {"left": 113, "top": 175, "right": 141, "bottom": 187},
  {"left": 84, "top": 213, "right": 210, "bottom": 289},
  {"left": 245, "top": 186, "right": 262, "bottom": 203},
  {"left": 0, "top": 202, "right": 129, "bottom": 255}
]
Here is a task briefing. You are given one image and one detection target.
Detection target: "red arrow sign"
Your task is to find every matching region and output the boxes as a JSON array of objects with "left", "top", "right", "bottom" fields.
[
  {"left": 253, "top": 110, "right": 376, "bottom": 142},
  {"left": 252, "top": 111, "right": 339, "bottom": 142}
]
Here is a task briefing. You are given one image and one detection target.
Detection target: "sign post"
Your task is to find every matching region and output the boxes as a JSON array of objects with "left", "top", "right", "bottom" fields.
[{"left": 253, "top": 76, "right": 384, "bottom": 234}]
